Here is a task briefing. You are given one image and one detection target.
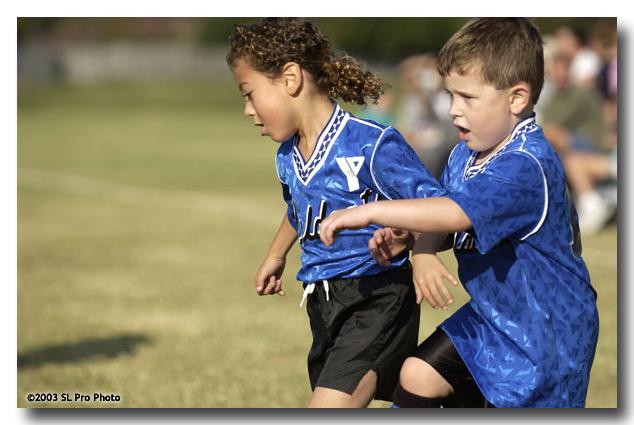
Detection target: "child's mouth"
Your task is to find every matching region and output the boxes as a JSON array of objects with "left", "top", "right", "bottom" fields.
[{"left": 456, "top": 125, "right": 470, "bottom": 139}]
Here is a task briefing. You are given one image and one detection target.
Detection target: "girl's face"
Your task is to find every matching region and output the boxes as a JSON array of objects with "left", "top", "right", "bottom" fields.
[
  {"left": 444, "top": 70, "right": 516, "bottom": 158},
  {"left": 231, "top": 58, "right": 297, "bottom": 143}
]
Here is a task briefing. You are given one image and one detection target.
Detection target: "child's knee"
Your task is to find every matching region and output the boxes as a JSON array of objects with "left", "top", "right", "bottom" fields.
[{"left": 399, "top": 357, "right": 452, "bottom": 398}]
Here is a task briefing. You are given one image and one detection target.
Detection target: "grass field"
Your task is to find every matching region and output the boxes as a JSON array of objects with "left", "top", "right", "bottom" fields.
[{"left": 17, "top": 82, "right": 617, "bottom": 408}]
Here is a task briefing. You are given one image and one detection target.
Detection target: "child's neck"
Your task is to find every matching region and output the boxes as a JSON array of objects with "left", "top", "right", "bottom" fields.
[
  {"left": 475, "top": 134, "right": 511, "bottom": 165},
  {"left": 296, "top": 97, "right": 335, "bottom": 162},
  {"left": 475, "top": 109, "right": 533, "bottom": 165}
]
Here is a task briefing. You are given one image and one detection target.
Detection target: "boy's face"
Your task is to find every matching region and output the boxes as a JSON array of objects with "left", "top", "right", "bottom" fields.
[
  {"left": 231, "top": 58, "right": 296, "bottom": 143},
  {"left": 445, "top": 70, "right": 517, "bottom": 157}
]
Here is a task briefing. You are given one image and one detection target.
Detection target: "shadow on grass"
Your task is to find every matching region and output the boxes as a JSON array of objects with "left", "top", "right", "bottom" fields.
[{"left": 18, "top": 334, "right": 152, "bottom": 369}]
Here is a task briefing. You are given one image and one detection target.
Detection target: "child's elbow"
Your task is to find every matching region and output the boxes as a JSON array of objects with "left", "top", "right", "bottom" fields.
[{"left": 444, "top": 200, "right": 472, "bottom": 232}]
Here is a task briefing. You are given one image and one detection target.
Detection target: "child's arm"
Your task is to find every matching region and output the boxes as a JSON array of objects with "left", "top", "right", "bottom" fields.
[
  {"left": 368, "top": 229, "right": 453, "bottom": 267},
  {"left": 364, "top": 127, "right": 448, "bottom": 265},
  {"left": 410, "top": 233, "right": 459, "bottom": 309},
  {"left": 369, "top": 228, "right": 459, "bottom": 307},
  {"left": 368, "top": 227, "right": 414, "bottom": 267},
  {"left": 255, "top": 214, "right": 298, "bottom": 296},
  {"left": 320, "top": 197, "right": 471, "bottom": 246}
]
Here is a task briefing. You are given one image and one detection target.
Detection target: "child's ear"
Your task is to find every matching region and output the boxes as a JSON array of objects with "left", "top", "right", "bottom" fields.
[
  {"left": 508, "top": 82, "right": 531, "bottom": 115},
  {"left": 281, "top": 62, "right": 303, "bottom": 96}
]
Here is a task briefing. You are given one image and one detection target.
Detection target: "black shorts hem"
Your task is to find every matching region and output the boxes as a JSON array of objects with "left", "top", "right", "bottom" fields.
[
  {"left": 306, "top": 263, "right": 420, "bottom": 402},
  {"left": 314, "top": 366, "right": 376, "bottom": 397},
  {"left": 412, "top": 327, "right": 494, "bottom": 408}
]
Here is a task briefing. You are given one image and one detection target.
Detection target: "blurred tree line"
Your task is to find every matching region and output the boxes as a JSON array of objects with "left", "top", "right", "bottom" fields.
[{"left": 18, "top": 17, "right": 616, "bottom": 64}]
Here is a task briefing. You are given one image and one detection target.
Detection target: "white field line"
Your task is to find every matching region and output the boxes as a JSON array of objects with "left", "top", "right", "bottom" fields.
[{"left": 18, "top": 168, "right": 282, "bottom": 226}]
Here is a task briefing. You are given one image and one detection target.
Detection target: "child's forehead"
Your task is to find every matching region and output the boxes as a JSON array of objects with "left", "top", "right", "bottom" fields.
[
  {"left": 232, "top": 56, "right": 282, "bottom": 84},
  {"left": 444, "top": 67, "right": 489, "bottom": 89},
  {"left": 232, "top": 62, "right": 261, "bottom": 90},
  {"left": 448, "top": 59, "right": 483, "bottom": 78},
  {"left": 231, "top": 56, "right": 254, "bottom": 73},
  {"left": 232, "top": 59, "right": 263, "bottom": 82}
]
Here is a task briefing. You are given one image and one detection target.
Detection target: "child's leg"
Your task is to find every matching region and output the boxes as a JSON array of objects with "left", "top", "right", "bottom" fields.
[
  {"left": 392, "top": 358, "right": 451, "bottom": 408},
  {"left": 393, "top": 328, "right": 493, "bottom": 408},
  {"left": 305, "top": 264, "right": 419, "bottom": 408},
  {"left": 307, "top": 370, "right": 377, "bottom": 408},
  {"left": 399, "top": 357, "right": 453, "bottom": 397}
]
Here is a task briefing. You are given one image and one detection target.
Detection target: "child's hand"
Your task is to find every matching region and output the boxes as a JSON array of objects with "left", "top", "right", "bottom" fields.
[
  {"left": 411, "top": 253, "right": 459, "bottom": 308},
  {"left": 319, "top": 205, "right": 373, "bottom": 246},
  {"left": 369, "top": 228, "right": 413, "bottom": 267},
  {"left": 254, "top": 257, "right": 286, "bottom": 296}
]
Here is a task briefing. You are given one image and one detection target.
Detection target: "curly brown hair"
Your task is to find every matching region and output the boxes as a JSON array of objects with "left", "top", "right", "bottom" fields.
[{"left": 227, "top": 18, "right": 387, "bottom": 105}]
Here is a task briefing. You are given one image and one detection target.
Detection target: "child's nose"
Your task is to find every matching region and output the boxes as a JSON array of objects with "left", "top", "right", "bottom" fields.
[
  {"left": 243, "top": 101, "right": 255, "bottom": 118},
  {"left": 449, "top": 100, "right": 461, "bottom": 119}
]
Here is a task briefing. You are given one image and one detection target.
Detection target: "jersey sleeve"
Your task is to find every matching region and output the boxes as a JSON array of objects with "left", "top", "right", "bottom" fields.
[
  {"left": 280, "top": 181, "right": 297, "bottom": 229},
  {"left": 447, "top": 151, "right": 547, "bottom": 254},
  {"left": 370, "top": 127, "right": 446, "bottom": 200},
  {"left": 275, "top": 152, "right": 298, "bottom": 230}
]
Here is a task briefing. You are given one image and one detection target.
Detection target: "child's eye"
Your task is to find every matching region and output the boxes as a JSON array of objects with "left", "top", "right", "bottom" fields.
[{"left": 243, "top": 91, "right": 253, "bottom": 100}]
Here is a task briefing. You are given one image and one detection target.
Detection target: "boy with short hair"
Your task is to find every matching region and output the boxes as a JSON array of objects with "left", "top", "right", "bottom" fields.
[{"left": 319, "top": 18, "right": 599, "bottom": 408}]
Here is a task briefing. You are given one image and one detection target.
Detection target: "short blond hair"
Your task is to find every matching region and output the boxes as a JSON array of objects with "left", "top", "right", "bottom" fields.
[{"left": 437, "top": 18, "right": 545, "bottom": 105}]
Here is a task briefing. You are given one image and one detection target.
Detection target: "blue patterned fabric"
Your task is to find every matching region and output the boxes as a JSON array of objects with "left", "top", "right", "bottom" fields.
[
  {"left": 438, "top": 115, "right": 599, "bottom": 407},
  {"left": 276, "top": 103, "right": 445, "bottom": 283}
]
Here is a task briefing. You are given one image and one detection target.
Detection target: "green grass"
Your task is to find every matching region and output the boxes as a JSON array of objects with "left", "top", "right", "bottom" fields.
[{"left": 17, "top": 83, "right": 617, "bottom": 408}]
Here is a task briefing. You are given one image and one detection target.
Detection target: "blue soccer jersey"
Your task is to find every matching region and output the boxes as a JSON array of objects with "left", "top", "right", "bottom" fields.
[
  {"left": 276, "top": 103, "right": 446, "bottom": 283},
  {"left": 438, "top": 115, "right": 599, "bottom": 407}
]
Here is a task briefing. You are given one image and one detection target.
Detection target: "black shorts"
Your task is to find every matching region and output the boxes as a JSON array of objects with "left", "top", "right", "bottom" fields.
[
  {"left": 412, "top": 328, "right": 495, "bottom": 408},
  {"left": 305, "top": 262, "right": 420, "bottom": 401}
]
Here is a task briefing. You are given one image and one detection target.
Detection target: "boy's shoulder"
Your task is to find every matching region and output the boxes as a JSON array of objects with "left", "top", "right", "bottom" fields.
[
  {"left": 489, "top": 116, "right": 555, "bottom": 165},
  {"left": 504, "top": 121, "right": 555, "bottom": 163},
  {"left": 450, "top": 119, "right": 557, "bottom": 179}
]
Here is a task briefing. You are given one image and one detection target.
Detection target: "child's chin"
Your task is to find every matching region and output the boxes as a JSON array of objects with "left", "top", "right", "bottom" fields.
[
  {"left": 465, "top": 140, "right": 487, "bottom": 153},
  {"left": 268, "top": 132, "right": 293, "bottom": 143},
  {"left": 268, "top": 135, "right": 286, "bottom": 143}
]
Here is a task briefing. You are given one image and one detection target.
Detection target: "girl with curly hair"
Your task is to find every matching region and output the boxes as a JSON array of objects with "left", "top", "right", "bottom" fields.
[{"left": 227, "top": 18, "right": 445, "bottom": 407}]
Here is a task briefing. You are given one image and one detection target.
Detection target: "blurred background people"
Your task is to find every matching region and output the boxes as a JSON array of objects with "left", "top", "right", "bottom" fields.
[
  {"left": 540, "top": 26, "right": 617, "bottom": 236},
  {"left": 541, "top": 52, "right": 605, "bottom": 156},
  {"left": 555, "top": 25, "right": 602, "bottom": 90},
  {"left": 393, "top": 54, "right": 456, "bottom": 179},
  {"left": 563, "top": 150, "right": 617, "bottom": 235}
]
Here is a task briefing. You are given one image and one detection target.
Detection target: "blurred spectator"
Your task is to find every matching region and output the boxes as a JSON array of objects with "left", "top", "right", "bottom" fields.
[
  {"left": 555, "top": 26, "right": 602, "bottom": 89},
  {"left": 541, "top": 52, "right": 605, "bottom": 156},
  {"left": 542, "top": 26, "right": 617, "bottom": 236},
  {"left": 594, "top": 29, "right": 618, "bottom": 101},
  {"left": 535, "top": 35, "right": 558, "bottom": 116},
  {"left": 394, "top": 54, "right": 456, "bottom": 179},
  {"left": 564, "top": 150, "right": 617, "bottom": 235},
  {"left": 571, "top": 28, "right": 618, "bottom": 236}
]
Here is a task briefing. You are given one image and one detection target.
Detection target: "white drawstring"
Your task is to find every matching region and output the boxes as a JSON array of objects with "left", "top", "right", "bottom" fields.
[
  {"left": 299, "top": 280, "right": 330, "bottom": 307},
  {"left": 299, "top": 283, "right": 315, "bottom": 308}
]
